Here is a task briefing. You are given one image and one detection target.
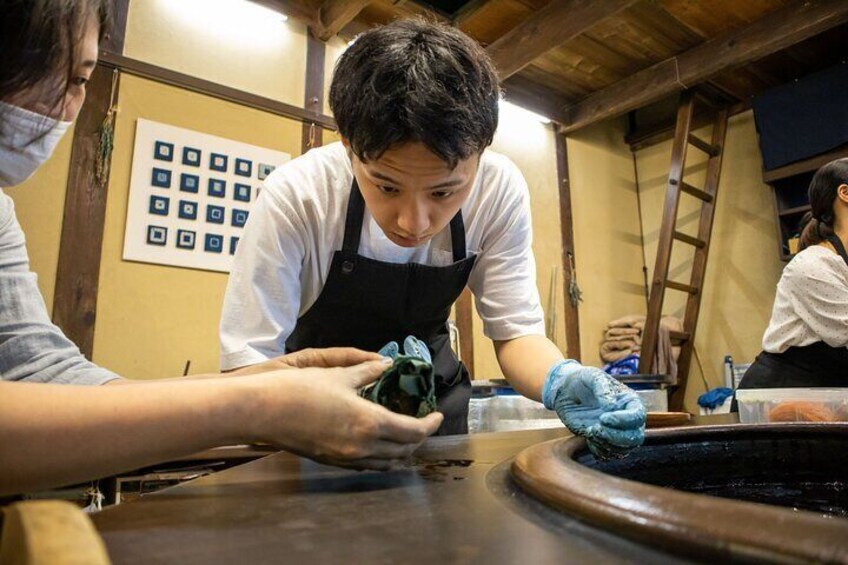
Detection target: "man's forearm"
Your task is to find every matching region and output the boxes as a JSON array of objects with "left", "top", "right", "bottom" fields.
[
  {"left": 0, "top": 379, "right": 255, "bottom": 495},
  {"left": 493, "top": 334, "right": 564, "bottom": 401}
]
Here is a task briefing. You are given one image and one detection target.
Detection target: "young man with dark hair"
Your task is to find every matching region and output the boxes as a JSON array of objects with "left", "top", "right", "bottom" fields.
[{"left": 221, "top": 19, "right": 645, "bottom": 457}]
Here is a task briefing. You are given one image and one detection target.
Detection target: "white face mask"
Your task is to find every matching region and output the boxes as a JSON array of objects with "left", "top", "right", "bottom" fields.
[{"left": 0, "top": 101, "right": 72, "bottom": 187}]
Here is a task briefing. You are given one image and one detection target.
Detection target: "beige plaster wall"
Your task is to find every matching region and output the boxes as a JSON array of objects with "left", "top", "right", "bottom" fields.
[
  {"left": 3, "top": 126, "right": 76, "bottom": 312},
  {"left": 124, "top": 0, "right": 307, "bottom": 107},
  {"left": 92, "top": 75, "right": 303, "bottom": 379},
  {"left": 471, "top": 115, "right": 569, "bottom": 379},
  {"left": 566, "top": 118, "right": 649, "bottom": 368},
  {"left": 634, "top": 111, "right": 783, "bottom": 409}
]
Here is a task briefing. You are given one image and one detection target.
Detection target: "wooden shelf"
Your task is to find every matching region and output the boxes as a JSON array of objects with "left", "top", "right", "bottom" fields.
[
  {"left": 763, "top": 145, "right": 848, "bottom": 183},
  {"left": 778, "top": 204, "right": 811, "bottom": 217}
]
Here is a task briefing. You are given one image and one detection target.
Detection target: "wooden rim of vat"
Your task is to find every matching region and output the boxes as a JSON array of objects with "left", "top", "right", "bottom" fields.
[{"left": 511, "top": 424, "right": 848, "bottom": 563}]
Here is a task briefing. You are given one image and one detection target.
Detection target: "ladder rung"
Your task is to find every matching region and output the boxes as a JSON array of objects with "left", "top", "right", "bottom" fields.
[
  {"left": 666, "top": 280, "right": 699, "bottom": 295},
  {"left": 669, "top": 330, "right": 691, "bottom": 343},
  {"left": 680, "top": 182, "right": 714, "bottom": 203},
  {"left": 687, "top": 134, "right": 720, "bottom": 157},
  {"left": 673, "top": 231, "right": 706, "bottom": 248}
]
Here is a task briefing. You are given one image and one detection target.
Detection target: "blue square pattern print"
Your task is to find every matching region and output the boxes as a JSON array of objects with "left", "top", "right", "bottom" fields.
[
  {"left": 231, "top": 208, "right": 249, "bottom": 228},
  {"left": 180, "top": 173, "right": 199, "bottom": 193},
  {"left": 151, "top": 168, "right": 171, "bottom": 188},
  {"left": 210, "top": 153, "right": 228, "bottom": 172},
  {"left": 205, "top": 233, "right": 224, "bottom": 253},
  {"left": 182, "top": 147, "right": 201, "bottom": 167},
  {"left": 149, "top": 195, "right": 170, "bottom": 216},
  {"left": 234, "top": 183, "right": 251, "bottom": 202},
  {"left": 230, "top": 236, "right": 239, "bottom": 255},
  {"left": 146, "top": 225, "right": 167, "bottom": 246},
  {"left": 235, "top": 158, "right": 252, "bottom": 178},
  {"left": 208, "top": 178, "right": 226, "bottom": 198},
  {"left": 154, "top": 141, "right": 174, "bottom": 162},
  {"left": 206, "top": 204, "right": 225, "bottom": 224},
  {"left": 178, "top": 200, "right": 197, "bottom": 220},
  {"left": 176, "top": 229, "right": 196, "bottom": 250},
  {"left": 257, "top": 163, "right": 274, "bottom": 180}
]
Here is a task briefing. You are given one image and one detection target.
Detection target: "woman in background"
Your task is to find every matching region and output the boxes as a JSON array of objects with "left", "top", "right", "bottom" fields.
[
  {"left": 0, "top": 0, "right": 440, "bottom": 497},
  {"left": 736, "top": 158, "right": 848, "bottom": 391}
]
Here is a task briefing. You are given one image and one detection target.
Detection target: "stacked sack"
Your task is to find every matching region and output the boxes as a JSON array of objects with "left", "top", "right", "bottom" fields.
[
  {"left": 600, "top": 314, "right": 644, "bottom": 363},
  {"left": 600, "top": 314, "right": 683, "bottom": 378}
]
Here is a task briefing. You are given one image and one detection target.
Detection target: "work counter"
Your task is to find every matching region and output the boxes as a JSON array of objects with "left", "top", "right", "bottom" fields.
[{"left": 90, "top": 420, "right": 739, "bottom": 564}]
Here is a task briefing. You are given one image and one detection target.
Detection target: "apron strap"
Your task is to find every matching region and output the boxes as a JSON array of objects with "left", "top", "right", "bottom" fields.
[
  {"left": 449, "top": 210, "right": 467, "bottom": 262},
  {"left": 342, "top": 179, "right": 468, "bottom": 261},
  {"left": 342, "top": 179, "right": 366, "bottom": 253},
  {"left": 826, "top": 235, "right": 848, "bottom": 268}
]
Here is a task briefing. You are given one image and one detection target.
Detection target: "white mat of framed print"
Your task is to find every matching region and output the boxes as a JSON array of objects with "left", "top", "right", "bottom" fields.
[{"left": 123, "top": 118, "right": 290, "bottom": 273}]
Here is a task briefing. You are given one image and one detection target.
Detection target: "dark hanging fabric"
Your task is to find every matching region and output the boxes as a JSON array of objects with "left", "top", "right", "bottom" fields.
[{"left": 752, "top": 63, "right": 848, "bottom": 172}]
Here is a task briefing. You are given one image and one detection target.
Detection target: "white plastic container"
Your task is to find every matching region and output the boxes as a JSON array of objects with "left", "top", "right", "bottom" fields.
[
  {"left": 635, "top": 389, "right": 668, "bottom": 412},
  {"left": 735, "top": 388, "right": 848, "bottom": 424}
]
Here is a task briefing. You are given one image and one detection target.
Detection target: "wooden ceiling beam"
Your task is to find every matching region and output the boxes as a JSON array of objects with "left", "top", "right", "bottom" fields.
[
  {"left": 451, "top": 0, "right": 490, "bottom": 27},
  {"left": 251, "top": 0, "right": 317, "bottom": 24},
  {"left": 313, "top": 0, "right": 372, "bottom": 41},
  {"left": 486, "top": 0, "right": 639, "bottom": 80},
  {"left": 501, "top": 75, "right": 572, "bottom": 120},
  {"left": 559, "top": 0, "right": 848, "bottom": 133}
]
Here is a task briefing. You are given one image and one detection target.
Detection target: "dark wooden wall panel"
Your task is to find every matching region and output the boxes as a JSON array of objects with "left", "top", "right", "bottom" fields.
[
  {"left": 52, "top": 66, "right": 119, "bottom": 359},
  {"left": 302, "top": 32, "right": 326, "bottom": 153},
  {"left": 554, "top": 130, "right": 581, "bottom": 361}
]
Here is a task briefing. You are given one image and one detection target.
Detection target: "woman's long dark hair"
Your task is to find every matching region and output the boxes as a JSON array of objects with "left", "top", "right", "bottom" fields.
[
  {"left": 0, "top": 0, "right": 111, "bottom": 119},
  {"left": 798, "top": 158, "right": 848, "bottom": 251}
]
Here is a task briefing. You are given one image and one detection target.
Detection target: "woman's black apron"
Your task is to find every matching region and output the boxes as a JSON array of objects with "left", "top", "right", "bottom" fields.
[
  {"left": 736, "top": 235, "right": 848, "bottom": 393},
  {"left": 285, "top": 180, "right": 477, "bottom": 434}
]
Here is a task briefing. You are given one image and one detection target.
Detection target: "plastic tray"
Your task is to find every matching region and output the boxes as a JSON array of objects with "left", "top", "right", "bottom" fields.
[{"left": 735, "top": 388, "right": 848, "bottom": 424}]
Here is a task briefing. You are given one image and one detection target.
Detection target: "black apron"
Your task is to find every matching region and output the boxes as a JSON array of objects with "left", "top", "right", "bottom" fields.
[
  {"left": 285, "top": 180, "right": 478, "bottom": 435},
  {"left": 736, "top": 235, "right": 848, "bottom": 394}
]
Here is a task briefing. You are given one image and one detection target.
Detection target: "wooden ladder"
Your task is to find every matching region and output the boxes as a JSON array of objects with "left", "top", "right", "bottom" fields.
[{"left": 637, "top": 90, "right": 729, "bottom": 411}]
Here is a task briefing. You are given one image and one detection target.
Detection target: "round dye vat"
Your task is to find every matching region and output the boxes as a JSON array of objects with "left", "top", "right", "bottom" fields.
[{"left": 511, "top": 424, "right": 848, "bottom": 563}]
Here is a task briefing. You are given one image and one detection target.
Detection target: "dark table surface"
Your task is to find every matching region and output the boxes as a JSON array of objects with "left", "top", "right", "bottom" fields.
[{"left": 92, "top": 417, "right": 736, "bottom": 564}]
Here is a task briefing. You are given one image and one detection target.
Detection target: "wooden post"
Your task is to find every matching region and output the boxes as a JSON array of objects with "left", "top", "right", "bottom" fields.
[
  {"left": 455, "top": 288, "right": 475, "bottom": 377},
  {"left": 302, "top": 32, "right": 326, "bottom": 154},
  {"left": 554, "top": 129, "right": 581, "bottom": 361},
  {"left": 52, "top": 65, "right": 119, "bottom": 359},
  {"left": 100, "top": 0, "right": 129, "bottom": 57}
]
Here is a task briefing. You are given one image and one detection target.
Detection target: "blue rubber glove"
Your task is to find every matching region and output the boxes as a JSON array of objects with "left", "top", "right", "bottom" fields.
[
  {"left": 378, "top": 336, "right": 432, "bottom": 363},
  {"left": 543, "top": 360, "right": 646, "bottom": 460}
]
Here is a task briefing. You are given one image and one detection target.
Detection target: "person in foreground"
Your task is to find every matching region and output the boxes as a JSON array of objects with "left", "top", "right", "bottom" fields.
[
  {"left": 219, "top": 19, "right": 646, "bottom": 458},
  {"left": 0, "top": 0, "right": 441, "bottom": 497}
]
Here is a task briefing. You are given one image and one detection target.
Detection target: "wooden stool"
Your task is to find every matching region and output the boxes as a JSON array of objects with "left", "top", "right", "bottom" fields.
[{"left": 0, "top": 500, "right": 110, "bottom": 564}]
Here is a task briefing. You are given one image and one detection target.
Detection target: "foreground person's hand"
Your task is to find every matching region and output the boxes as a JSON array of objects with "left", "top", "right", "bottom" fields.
[
  {"left": 241, "top": 360, "right": 443, "bottom": 469},
  {"left": 232, "top": 347, "right": 384, "bottom": 375},
  {"left": 542, "top": 360, "right": 646, "bottom": 460}
]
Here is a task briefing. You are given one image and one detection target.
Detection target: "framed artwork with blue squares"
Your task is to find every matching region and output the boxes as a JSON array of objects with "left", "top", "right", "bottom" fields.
[
  {"left": 149, "top": 195, "right": 170, "bottom": 216},
  {"left": 231, "top": 209, "right": 249, "bottom": 228},
  {"left": 258, "top": 163, "right": 274, "bottom": 180},
  {"left": 178, "top": 200, "right": 197, "bottom": 220},
  {"left": 233, "top": 183, "right": 251, "bottom": 202},
  {"left": 146, "top": 225, "right": 167, "bottom": 246},
  {"left": 154, "top": 141, "right": 174, "bottom": 162},
  {"left": 124, "top": 119, "right": 290, "bottom": 272},
  {"left": 182, "top": 146, "right": 201, "bottom": 167},
  {"left": 235, "top": 158, "right": 252, "bottom": 177},
  {"left": 206, "top": 204, "right": 225, "bottom": 224},
  {"left": 176, "top": 229, "right": 196, "bottom": 250},
  {"left": 210, "top": 153, "right": 228, "bottom": 172},
  {"left": 208, "top": 178, "right": 226, "bottom": 198},
  {"left": 151, "top": 168, "right": 171, "bottom": 188},
  {"left": 205, "top": 233, "right": 224, "bottom": 253}
]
